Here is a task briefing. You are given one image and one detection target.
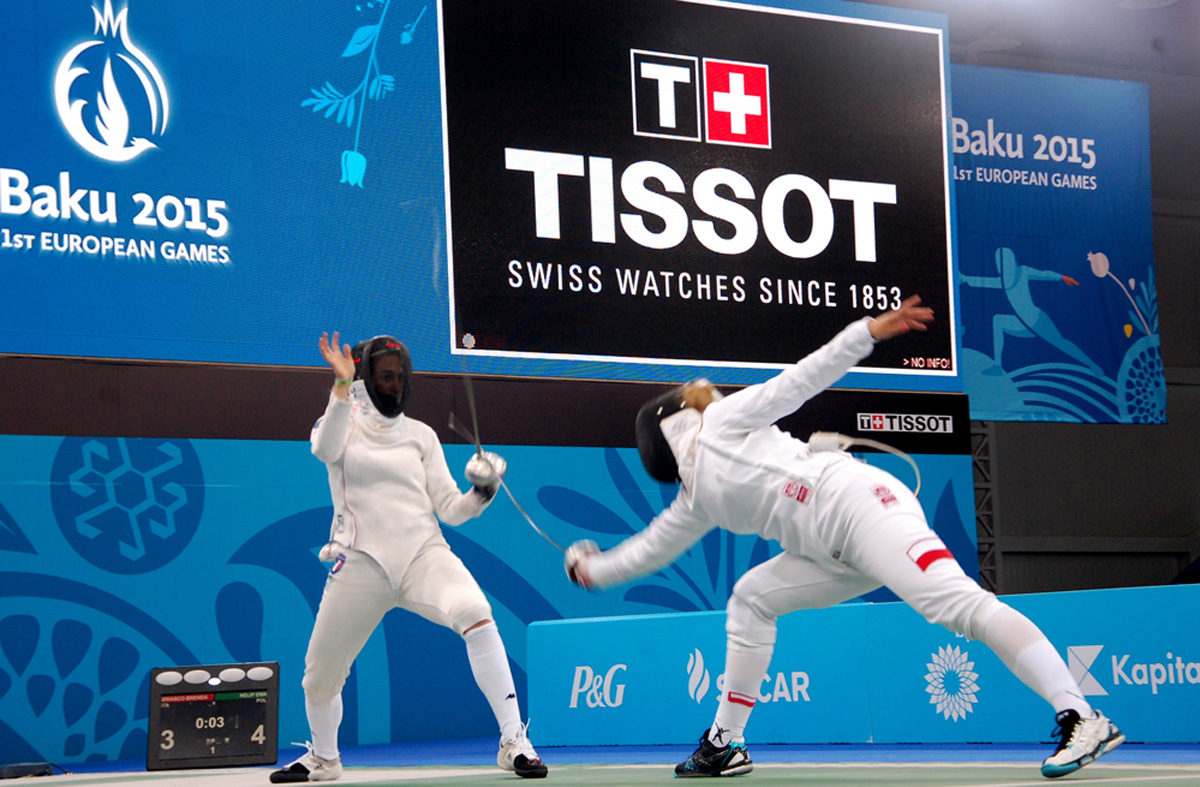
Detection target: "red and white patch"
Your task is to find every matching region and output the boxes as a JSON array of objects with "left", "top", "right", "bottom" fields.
[
  {"left": 873, "top": 485, "right": 898, "bottom": 507},
  {"left": 727, "top": 691, "right": 757, "bottom": 708},
  {"left": 906, "top": 536, "right": 953, "bottom": 572},
  {"left": 781, "top": 480, "right": 810, "bottom": 504}
]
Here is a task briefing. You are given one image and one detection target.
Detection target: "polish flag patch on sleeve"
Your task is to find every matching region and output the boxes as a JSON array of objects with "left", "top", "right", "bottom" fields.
[{"left": 906, "top": 536, "right": 954, "bottom": 571}]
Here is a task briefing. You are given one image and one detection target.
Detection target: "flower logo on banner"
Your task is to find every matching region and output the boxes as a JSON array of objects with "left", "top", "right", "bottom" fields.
[
  {"left": 925, "top": 644, "right": 980, "bottom": 721},
  {"left": 302, "top": 2, "right": 427, "bottom": 187}
]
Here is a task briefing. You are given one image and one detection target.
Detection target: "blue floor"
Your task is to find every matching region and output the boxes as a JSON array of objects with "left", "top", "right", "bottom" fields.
[{"left": 64, "top": 738, "right": 1200, "bottom": 774}]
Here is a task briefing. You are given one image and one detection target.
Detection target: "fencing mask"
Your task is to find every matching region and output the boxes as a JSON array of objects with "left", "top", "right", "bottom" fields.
[
  {"left": 351, "top": 335, "right": 412, "bottom": 418},
  {"left": 635, "top": 386, "right": 689, "bottom": 483}
]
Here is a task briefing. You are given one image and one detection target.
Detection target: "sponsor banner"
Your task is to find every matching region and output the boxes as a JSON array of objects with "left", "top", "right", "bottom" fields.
[
  {"left": 530, "top": 584, "right": 1200, "bottom": 744},
  {"left": 952, "top": 65, "right": 1164, "bottom": 423},
  {"left": 528, "top": 606, "right": 872, "bottom": 746},
  {"left": 440, "top": 0, "right": 956, "bottom": 375}
]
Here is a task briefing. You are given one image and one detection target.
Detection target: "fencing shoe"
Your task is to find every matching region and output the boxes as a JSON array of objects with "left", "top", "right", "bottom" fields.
[
  {"left": 498, "top": 721, "right": 548, "bottom": 779},
  {"left": 1040, "top": 709, "right": 1124, "bottom": 778},
  {"left": 674, "top": 729, "right": 753, "bottom": 778},
  {"left": 269, "top": 742, "right": 343, "bottom": 782}
]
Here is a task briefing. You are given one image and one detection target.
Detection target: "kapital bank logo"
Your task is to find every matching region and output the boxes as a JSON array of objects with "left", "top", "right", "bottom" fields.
[
  {"left": 1072, "top": 644, "right": 1200, "bottom": 696},
  {"left": 1068, "top": 645, "right": 1108, "bottom": 696},
  {"left": 54, "top": 0, "right": 169, "bottom": 162}
]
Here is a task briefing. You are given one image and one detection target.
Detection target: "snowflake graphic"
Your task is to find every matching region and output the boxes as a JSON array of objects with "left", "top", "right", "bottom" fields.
[
  {"left": 924, "top": 644, "right": 979, "bottom": 721},
  {"left": 50, "top": 438, "right": 203, "bottom": 574}
]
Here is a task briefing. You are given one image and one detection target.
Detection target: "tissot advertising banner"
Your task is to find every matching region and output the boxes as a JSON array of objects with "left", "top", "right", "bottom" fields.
[
  {"left": 952, "top": 66, "right": 1164, "bottom": 422},
  {"left": 440, "top": 0, "right": 956, "bottom": 376}
]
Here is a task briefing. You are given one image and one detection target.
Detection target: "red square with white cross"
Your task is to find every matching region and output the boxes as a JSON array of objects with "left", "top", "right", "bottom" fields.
[{"left": 703, "top": 59, "right": 770, "bottom": 148}]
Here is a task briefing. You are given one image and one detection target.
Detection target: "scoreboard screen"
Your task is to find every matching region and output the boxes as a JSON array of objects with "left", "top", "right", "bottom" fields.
[{"left": 146, "top": 662, "right": 278, "bottom": 770}]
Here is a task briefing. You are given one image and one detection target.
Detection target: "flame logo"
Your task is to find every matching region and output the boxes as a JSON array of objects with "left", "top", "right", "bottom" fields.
[{"left": 54, "top": 0, "right": 169, "bottom": 162}]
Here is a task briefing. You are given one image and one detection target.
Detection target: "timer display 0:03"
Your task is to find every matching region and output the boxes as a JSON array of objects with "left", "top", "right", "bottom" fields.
[{"left": 156, "top": 691, "right": 269, "bottom": 761}]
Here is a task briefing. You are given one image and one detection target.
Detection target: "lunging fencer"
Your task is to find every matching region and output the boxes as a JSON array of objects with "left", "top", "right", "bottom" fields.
[
  {"left": 564, "top": 297, "right": 1123, "bottom": 780},
  {"left": 271, "top": 333, "right": 547, "bottom": 782}
]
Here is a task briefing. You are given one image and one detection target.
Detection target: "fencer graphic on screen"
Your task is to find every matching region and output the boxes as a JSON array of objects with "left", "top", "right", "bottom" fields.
[
  {"left": 564, "top": 296, "right": 1124, "bottom": 780},
  {"left": 269, "top": 331, "right": 547, "bottom": 782}
]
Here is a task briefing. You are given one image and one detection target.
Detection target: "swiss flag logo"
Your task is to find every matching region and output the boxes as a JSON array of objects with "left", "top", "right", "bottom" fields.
[{"left": 704, "top": 59, "right": 770, "bottom": 148}]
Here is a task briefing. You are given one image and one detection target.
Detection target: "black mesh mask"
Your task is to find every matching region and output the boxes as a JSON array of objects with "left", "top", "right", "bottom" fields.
[
  {"left": 635, "top": 386, "right": 689, "bottom": 483},
  {"left": 351, "top": 335, "right": 412, "bottom": 418}
]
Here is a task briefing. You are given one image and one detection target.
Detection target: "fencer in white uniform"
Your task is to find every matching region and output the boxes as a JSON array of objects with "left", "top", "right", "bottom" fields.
[
  {"left": 271, "top": 333, "right": 546, "bottom": 782},
  {"left": 565, "top": 297, "right": 1122, "bottom": 780}
]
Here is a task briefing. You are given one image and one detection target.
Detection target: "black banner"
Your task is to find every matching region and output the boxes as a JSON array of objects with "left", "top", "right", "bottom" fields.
[{"left": 440, "top": 0, "right": 953, "bottom": 373}]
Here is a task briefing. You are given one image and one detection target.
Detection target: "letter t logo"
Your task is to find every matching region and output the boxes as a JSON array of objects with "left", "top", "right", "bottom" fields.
[{"left": 631, "top": 50, "right": 700, "bottom": 141}]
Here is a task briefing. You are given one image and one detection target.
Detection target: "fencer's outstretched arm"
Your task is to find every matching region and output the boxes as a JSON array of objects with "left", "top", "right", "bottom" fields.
[
  {"left": 707, "top": 296, "right": 932, "bottom": 433},
  {"left": 572, "top": 498, "right": 715, "bottom": 591},
  {"left": 867, "top": 295, "right": 933, "bottom": 340}
]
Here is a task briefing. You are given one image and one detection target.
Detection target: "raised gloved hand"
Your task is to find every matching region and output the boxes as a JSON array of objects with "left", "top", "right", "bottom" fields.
[
  {"left": 465, "top": 451, "right": 507, "bottom": 501},
  {"left": 564, "top": 539, "right": 600, "bottom": 590}
]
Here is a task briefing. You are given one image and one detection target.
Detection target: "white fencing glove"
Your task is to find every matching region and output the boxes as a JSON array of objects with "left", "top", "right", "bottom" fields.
[
  {"left": 564, "top": 539, "right": 600, "bottom": 590},
  {"left": 465, "top": 451, "right": 506, "bottom": 501}
]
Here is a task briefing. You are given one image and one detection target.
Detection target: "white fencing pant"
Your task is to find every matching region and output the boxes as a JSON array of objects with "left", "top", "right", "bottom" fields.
[
  {"left": 727, "top": 463, "right": 1001, "bottom": 653},
  {"left": 300, "top": 540, "right": 493, "bottom": 756},
  {"left": 713, "top": 463, "right": 1086, "bottom": 742}
]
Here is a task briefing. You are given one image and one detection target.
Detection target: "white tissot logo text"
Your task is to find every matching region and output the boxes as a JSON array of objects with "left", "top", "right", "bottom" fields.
[{"left": 858, "top": 413, "right": 953, "bottom": 433}]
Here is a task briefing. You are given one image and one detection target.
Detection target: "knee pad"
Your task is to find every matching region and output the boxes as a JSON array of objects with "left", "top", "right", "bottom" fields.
[
  {"left": 451, "top": 598, "right": 494, "bottom": 636},
  {"left": 302, "top": 662, "right": 350, "bottom": 707},
  {"left": 908, "top": 568, "right": 1003, "bottom": 640},
  {"left": 725, "top": 588, "right": 777, "bottom": 653},
  {"left": 965, "top": 594, "right": 1006, "bottom": 642}
]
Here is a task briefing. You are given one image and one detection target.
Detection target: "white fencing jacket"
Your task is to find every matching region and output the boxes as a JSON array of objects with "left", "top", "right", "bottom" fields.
[
  {"left": 310, "top": 381, "right": 490, "bottom": 586},
  {"left": 587, "top": 317, "right": 878, "bottom": 590}
]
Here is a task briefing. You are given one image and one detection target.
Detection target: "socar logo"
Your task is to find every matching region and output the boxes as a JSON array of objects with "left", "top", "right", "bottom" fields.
[
  {"left": 54, "top": 0, "right": 169, "bottom": 162},
  {"left": 686, "top": 647, "right": 711, "bottom": 703}
]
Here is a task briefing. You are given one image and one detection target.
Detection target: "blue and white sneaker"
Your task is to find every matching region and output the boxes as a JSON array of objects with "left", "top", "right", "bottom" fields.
[
  {"left": 674, "top": 729, "right": 753, "bottom": 778},
  {"left": 1041, "top": 709, "right": 1124, "bottom": 778}
]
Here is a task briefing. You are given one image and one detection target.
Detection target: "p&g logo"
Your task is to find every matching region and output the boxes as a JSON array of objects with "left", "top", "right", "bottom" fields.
[{"left": 569, "top": 664, "right": 627, "bottom": 708}]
